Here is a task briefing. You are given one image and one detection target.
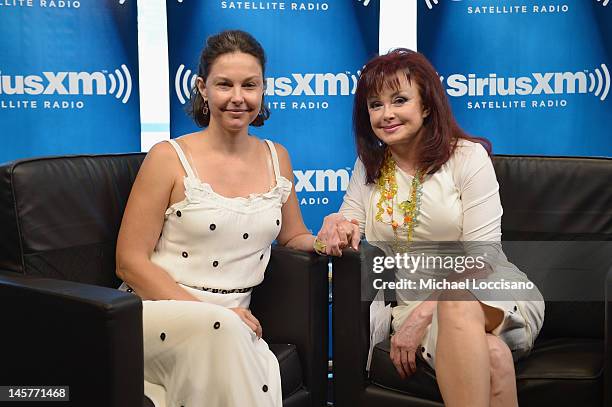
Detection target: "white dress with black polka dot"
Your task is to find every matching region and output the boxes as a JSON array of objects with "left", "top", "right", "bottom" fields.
[{"left": 119, "top": 139, "right": 291, "bottom": 407}]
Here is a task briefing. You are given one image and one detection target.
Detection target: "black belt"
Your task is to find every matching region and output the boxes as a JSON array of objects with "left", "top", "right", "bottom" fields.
[
  {"left": 188, "top": 285, "right": 253, "bottom": 294},
  {"left": 124, "top": 284, "right": 253, "bottom": 295}
]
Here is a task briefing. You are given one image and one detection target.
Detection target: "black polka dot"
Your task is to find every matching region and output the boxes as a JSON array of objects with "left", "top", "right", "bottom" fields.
[
  {"left": 427, "top": 353, "right": 432, "bottom": 358},
  {"left": 262, "top": 385, "right": 268, "bottom": 392},
  {"left": 213, "top": 260, "right": 219, "bottom": 267},
  {"left": 514, "top": 305, "right": 518, "bottom": 311},
  {"left": 421, "top": 347, "right": 425, "bottom": 353},
  {"left": 214, "top": 322, "right": 220, "bottom": 329},
  {"left": 260, "top": 253, "right": 264, "bottom": 260},
  {"left": 243, "top": 233, "right": 249, "bottom": 239},
  {"left": 276, "top": 219, "right": 280, "bottom": 226},
  {"left": 160, "top": 332, "right": 166, "bottom": 341},
  {"left": 176, "top": 210, "right": 182, "bottom": 217},
  {"left": 182, "top": 251, "right": 188, "bottom": 258},
  {"left": 210, "top": 224, "right": 216, "bottom": 231}
]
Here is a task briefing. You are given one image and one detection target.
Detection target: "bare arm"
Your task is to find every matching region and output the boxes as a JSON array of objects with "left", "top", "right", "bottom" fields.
[
  {"left": 273, "top": 143, "right": 316, "bottom": 252},
  {"left": 115, "top": 142, "right": 200, "bottom": 301}
]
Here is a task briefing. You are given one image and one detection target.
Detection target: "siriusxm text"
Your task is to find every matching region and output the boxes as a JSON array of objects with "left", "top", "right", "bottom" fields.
[
  {"left": 265, "top": 73, "right": 357, "bottom": 97},
  {"left": 1, "top": 72, "right": 108, "bottom": 95},
  {"left": 446, "top": 71, "right": 590, "bottom": 97}
]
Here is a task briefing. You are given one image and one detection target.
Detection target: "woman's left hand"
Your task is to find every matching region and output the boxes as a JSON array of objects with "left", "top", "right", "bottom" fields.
[
  {"left": 230, "top": 307, "right": 262, "bottom": 338},
  {"left": 390, "top": 312, "right": 430, "bottom": 379},
  {"left": 316, "top": 213, "right": 360, "bottom": 256}
]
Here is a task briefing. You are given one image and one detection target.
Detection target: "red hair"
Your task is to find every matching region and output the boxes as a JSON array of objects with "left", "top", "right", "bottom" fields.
[{"left": 353, "top": 48, "right": 491, "bottom": 183}]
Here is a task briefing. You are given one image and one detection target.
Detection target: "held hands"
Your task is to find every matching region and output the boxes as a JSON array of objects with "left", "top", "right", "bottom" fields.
[
  {"left": 316, "top": 213, "right": 361, "bottom": 256},
  {"left": 230, "top": 307, "right": 262, "bottom": 339},
  {"left": 390, "top": 312, "right": 430, "bottom": 379}
]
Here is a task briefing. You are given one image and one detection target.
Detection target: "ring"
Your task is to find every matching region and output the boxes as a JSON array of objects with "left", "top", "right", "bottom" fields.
[{"left": 313, "top": 237, "right": 327, "bottom": 255}]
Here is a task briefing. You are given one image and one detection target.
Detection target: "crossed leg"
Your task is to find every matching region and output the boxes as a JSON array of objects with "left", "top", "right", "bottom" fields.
[{"left": 434, "top": 290, "right": 518, "bottom": 407}]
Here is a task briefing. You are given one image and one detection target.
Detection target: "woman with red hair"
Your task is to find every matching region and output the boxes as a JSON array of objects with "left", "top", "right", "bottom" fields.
[{"left": 316, "top": 49, "right": 544, "bottom": 407}]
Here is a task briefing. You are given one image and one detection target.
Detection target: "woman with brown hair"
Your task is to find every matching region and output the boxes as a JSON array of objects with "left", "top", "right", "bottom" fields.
[
  {"left": 116, "top": 30, "right": 316, "bottom": 407},
  {"left": 316, "top": 49, "right": 544, "bottom": 407}
]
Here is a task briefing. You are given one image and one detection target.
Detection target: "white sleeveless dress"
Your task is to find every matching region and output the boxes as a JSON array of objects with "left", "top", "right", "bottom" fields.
[{"left": 119, "top": 139, "right": 291, "bottom": 407}]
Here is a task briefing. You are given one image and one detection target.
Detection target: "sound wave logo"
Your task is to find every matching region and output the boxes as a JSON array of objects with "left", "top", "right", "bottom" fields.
[
  {"left": 596, "top": 0, "right": 609, "bottom": 6},
  {"left": 444, "top": 64, "right": 610, "bottom": 102},
  {"left": 425, "top": 0, "right": 462, "bottom": 9},
  {"left": 425, "top": 0, "right": 439, "bottom": 9},
  {"left": 107, "top": 65, "right": 133, "bottom": 104},
  {"left": 588, "top": 64, "right": 610, "bottom": 100},
  {"left": 0, "top": 65, "right": 133, "bottom": 104},
  {"left": 175, "top": 64, "right": 197, "bottom": 105}
]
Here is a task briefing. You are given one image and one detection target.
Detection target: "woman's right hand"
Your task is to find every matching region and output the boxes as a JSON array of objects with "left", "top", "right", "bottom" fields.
[
  {"left": 390, "top": 311, "right": 430, "bottom": 379},
  {"left": 230, "top": 307, "right": 262, "bottom": 338},
  {"left": 316, "top": 213, "right": 361, "bottom": 256}
]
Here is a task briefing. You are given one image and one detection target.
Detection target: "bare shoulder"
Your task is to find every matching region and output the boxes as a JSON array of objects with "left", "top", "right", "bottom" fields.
[
  {"left": 271, "top": 141, "right": 290, "bottom": 162},
  {"left": 144, "top": 140, "right": 176, "bottom": 166},
  {"left": 270, "top": 141, "right": 294, "bottom": 178},
  {"left": 138, "top": 140, "right": 182, "bottom": 181}
]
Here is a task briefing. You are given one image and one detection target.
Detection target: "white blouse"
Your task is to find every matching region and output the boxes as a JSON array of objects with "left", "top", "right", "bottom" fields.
[{"left": 339, "top": 139, "right": 503, "bottom": 243}]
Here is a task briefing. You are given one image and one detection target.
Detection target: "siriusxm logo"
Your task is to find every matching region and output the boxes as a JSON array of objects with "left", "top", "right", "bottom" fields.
[
  {"left": 0, "top": 65, "right": 133, "bottom": 103},
  {"left": 265, "top": 73, "right": 358, "bottom": 97},
  {"left": 174, "top": 64, "right": 358, "bottom": 104},
  {"left": 444, "top": 64, "right": 610, "bottom": 101},
  {"left": 294, "top": 169, "right": 350, "bottom": 193}
]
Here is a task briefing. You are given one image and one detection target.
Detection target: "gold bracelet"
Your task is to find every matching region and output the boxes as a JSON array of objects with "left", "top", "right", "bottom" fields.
[{"left": 313, "top": 237, "right": 327, "bottom": 256}]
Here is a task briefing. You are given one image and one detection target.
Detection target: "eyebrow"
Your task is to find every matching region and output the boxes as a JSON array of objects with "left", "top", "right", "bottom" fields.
[
  {"left": 367, "top": 90, "right": 406, "bottom": 100},
  {"left": 213, "top": 75, "right": 261, "bottom": 82}
]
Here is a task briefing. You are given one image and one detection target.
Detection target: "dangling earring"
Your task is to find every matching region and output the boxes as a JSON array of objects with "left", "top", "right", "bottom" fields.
[
  {"left": 202, "top": 99, "right": 209, "bottom": 116},
  {"left": 378, "top": 139, "right": 386, "bottom": 148}
]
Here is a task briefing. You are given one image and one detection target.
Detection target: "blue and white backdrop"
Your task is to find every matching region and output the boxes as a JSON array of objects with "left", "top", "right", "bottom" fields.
[
  {"left": 0, "top": 0, "right": 140, "bottom": 164},
  {"left": 166, "top": 0, "right": 380, "bottom": 232},
  {"left": 417, "top": 0, "right": 611, "bottom": 157}
]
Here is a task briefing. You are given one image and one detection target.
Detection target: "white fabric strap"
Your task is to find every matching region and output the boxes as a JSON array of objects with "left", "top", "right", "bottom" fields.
[
  {"left": 167, "top": 139, "right": 197, "bottom": 179},
  {"left": 264, "top": 139, "right": 281, "bottom": 181}
]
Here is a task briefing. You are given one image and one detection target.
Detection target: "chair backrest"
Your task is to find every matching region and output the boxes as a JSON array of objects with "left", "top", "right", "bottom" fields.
[
  {"left": 493, "top": 155, "right": 612, "bottom": 240},
  {"left": 0, "top": 153, "right": 145, "bottom": 288},
  {"left": 493, "top": 155, "right": 612, "bottom": 340}
]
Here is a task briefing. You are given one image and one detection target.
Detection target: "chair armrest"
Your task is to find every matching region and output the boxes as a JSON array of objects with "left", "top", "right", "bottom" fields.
[
  {"left": 331, "top": 242, "right": 386, "bottom": 407},
  {"left": 0, "top": 270, "right": 144, "bottom": 407},
  {"left": 250, "top": 245, "right": 329, "bottom": 407},
  {"left": 605, "top": 265, "right": 612, "bottom": 406}
]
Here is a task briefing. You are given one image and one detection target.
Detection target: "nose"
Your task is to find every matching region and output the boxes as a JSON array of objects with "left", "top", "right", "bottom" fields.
[
  {"left": 230, "top": 86, "right": 244, "bottom": 104},
  {"left": 382, "top": 104, "right": 395, "bottom": 121}
]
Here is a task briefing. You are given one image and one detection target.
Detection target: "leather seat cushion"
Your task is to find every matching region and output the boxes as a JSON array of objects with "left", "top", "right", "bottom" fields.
[
  {"left": 369, "top": 337, "right": 603, "bottom": 404},
  {"left": 270, "top": 343, "right": 305, "bottom": 399}
]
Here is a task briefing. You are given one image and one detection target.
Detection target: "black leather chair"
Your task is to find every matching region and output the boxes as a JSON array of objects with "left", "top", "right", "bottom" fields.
[
  {"left": 0, "top": 153, "right": 329, "bottom": 407},
  {"left": 332, "top": 155, "right": 612, "bottom": 407}
]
